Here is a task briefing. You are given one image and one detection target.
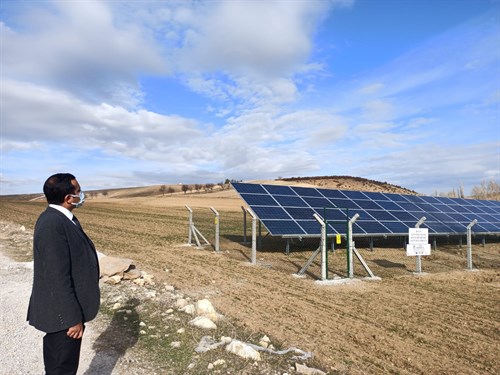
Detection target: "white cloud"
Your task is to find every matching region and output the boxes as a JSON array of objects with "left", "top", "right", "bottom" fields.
[{"left": 3, "top": 1, "right": 166, "bottom": 108}]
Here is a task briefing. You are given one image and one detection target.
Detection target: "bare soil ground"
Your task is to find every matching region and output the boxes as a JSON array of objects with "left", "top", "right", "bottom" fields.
[{"left": 1, "top": 181, "right": 499, "bottom": 375}]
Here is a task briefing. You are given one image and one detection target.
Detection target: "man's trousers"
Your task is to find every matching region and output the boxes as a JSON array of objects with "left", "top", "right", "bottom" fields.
[{"left": 43, "top": 330, "right": 82, "bottom": 375}]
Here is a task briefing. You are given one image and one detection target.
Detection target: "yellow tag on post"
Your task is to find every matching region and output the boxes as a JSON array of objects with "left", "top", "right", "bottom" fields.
[{"left": 336, "top": 234, "right": 341, "bottom": 244}]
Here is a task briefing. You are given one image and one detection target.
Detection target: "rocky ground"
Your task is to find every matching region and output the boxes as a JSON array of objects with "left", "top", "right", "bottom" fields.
[{"left": 0, "top": 222, "right": 323, "bottom": 375}]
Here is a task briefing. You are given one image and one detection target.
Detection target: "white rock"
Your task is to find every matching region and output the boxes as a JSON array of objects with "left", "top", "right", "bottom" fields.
[
  {"left": 105, "top": 275, "right": 123, "bottom": 285},
  {"left": 99, "top": 256, "right": 133, "bottom": 277},
  {"left": 226, "top": 340, "right": 261, "bottom": 361},
  {"left": 166, "top": 308, "right": 174, "bottom": 314},
  {"left": 139, "top": 330, "right": 147, "bottom": 335},
  {"left": 143, "top": 273, "right": 155, "bottom": 285},
  {"left": 189, "top": 316, "right": 217, "bottom": 330},
  {"left": 207, "top": 363, "right": 214, "bottom": 370},
  {"left": 123, "top": 268, "right": 141, "bottom": 280},
  {"left": 164, "top": 285, "right": 175, "bottom": 292},
  {"left": 196, "top": 299, "right": 216, "bottom": 316},
  {"left": 20, "top": 226, "right": 26, "bottom": 231},
  {"left": 213, "top": 359, "right": 226, "bottom": 367},
  {"left": 111, "top": 303, "right": 121, "bottom": 310},
  {"left": 177, "top": 328, "right": 185, "bottom": 334},
  {"left": 139, "top": 321, "right": 147, "bottom": 327},
  {"left": 170, "top": 341, "right": 181, "bottom": 348},
  {"left": 133, "top": 278, "right": 145, "bottom": 287},
  {"left": 144, "top": 290, "right": 157, "bottom": 298},
  {"left": 295, "top": 363, "right": 326, "bottom": 375},
  {"left": 259, "top": 335, "right": 270, "bottom": 348},
  {"left": 196, "top": 299, "right": 219, "bottom": 321},
  {"left": 182, "top": 304, "right": 196, "bottom": 315},
  {"left": 220, "top": 336, "right": 232, "bottom": 344},
  {"left": 176, "top": 298, "right": 188, "bottom": 309}
]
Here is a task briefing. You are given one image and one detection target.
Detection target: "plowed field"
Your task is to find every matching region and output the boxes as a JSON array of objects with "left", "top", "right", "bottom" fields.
[{"left": 1, "top": 191, "right": 499, "bottom": 374}]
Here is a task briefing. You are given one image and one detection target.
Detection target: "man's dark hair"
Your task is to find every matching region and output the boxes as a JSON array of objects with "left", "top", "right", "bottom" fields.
[{"left": 43, "top": 173, "right": 77, "bottom": 204}]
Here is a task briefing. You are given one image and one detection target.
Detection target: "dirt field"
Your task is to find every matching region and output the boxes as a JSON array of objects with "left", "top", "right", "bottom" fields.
[{"left": 1, "top": 185, "right": 499, "bottom": 374}]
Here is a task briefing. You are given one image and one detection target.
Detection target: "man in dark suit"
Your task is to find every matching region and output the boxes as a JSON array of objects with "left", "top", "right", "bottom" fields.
[{"left": 27, "top": 173, "right": 100, "bottom": 375}]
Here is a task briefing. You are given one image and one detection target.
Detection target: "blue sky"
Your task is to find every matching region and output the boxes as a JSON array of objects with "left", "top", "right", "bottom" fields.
[{"left": 1, "top": 0, "right": 499, "bottom": 195}]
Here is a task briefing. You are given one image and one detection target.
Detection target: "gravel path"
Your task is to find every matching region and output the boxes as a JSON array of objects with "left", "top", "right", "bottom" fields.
[{"left": 0, "top": 242, "right": 121, "bottom": 375}]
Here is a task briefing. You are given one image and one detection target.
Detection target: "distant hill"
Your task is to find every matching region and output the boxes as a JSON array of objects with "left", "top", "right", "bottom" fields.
[
  {"left": 279, "top": 175, "right": 419, "bottom": 195},
  {"left": 0, "top": 176, "right": 418, "bottom": 201}
]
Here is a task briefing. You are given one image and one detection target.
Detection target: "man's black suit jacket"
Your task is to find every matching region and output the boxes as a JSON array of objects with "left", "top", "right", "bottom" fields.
[{"left": 27, "top": 207, "right": 100, "bottom": 333}]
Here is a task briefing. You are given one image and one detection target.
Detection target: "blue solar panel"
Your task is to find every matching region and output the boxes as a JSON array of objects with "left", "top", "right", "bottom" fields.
[
  {"left": 263, "top": 220, "right": 306, "bottom": 235},
  {"left": 358, "top": 221, "right": 390, "bottom": 234},
  {"left": 291, "top": 186, "right": 323, "bottom": 197},
  {"left": 274, "top": 195, "right": 308, "bottom": 207},
  {"left": 284, "top": 207, "right": 316, "bottom": 220},
  {"left": 252, "top": 206, "right": 290, "bottom": 220},
  {"left": 232, "top": 182, "right": 267, "bottom": 194},
  {"left": 263, "top": 185, "right": 296, "bottom": 196},
  {"left": 240, "top": 193, "right": 278, "bottom": 206},
  {"left": 318, "top": 189, "right": 347, "bottom": 199},
  {"left": 355, "top": 200, "right": 383, "bottom": 210},
  {"left": 377, "top": 201, "right": 404, "bottom": 211},
  {"left": 362, "top": 191, "right": 392, "bottom": 201},
  {"left": 329, "top": 198, "right": 361, "bottom": 209},
  {"left": 341, "top": 190, "right": 369, "bottom": 200},
  {"left": 302, "top": 197, "right": 334, "bottom": 208},
  {"left": 233, "top": 183, "right": 500, "bottom": 237},
  {"left": 368, "top": 210, "right": 399, "bottom": 221},
  {"left": 297, "top": 220, "right": 322, "bottom": 235}
]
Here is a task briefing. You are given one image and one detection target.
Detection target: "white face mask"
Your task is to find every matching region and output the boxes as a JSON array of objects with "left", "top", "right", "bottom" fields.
[{"left": 70, "top": 191, "right": 85, "bottom": 208}]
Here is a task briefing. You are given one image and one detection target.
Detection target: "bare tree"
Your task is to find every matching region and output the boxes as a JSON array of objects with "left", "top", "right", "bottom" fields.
[
  {"left": 194, "top": 184, "right": 202, "bottom": 193},
  {"left": 159, "top": 185, "right": 166, "bottom": 196},
  {"left": 182, "top": 184, "right": 189, "bottom": 194},
  {"left": 167, "top": 186, "right": 175, "bottom": 196}
]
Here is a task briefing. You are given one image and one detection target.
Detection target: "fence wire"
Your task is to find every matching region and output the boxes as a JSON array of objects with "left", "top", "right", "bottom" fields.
[{"left": 186, "top": 208, "right": 500, "bottom": 280}]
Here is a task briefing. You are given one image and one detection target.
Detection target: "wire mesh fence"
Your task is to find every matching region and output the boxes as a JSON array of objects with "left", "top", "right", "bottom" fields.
[{"left": 184, "top": 207, "right": 500, "bottom": 281}]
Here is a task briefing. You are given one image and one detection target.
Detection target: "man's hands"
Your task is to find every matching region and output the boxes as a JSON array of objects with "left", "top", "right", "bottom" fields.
[{"left": 66, "top": 322, "right": 84, "bottom": 339}]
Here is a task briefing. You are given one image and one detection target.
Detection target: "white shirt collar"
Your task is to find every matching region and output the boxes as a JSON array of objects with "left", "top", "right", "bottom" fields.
[{"left": 49, "top": 204, "right": 74, "bottom": 221}]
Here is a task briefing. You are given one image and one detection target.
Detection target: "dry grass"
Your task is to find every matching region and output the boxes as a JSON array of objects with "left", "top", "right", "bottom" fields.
[{"left": 1, "top": 183, "right": 499, "bottom": 374}]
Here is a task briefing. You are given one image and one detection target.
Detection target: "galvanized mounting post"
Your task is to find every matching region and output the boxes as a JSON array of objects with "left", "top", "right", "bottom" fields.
[
  {"left": 258, "top": 220, "right": 262, "bottom": 250},
  {"left": 348, "top": 213, "right": 360, "bottom": 278},
  {"left": 210, "top": 207, "right": 220, "bottom": 252},
  {"left": 241, "top": 206, "right": 247, "bottom": 244},
  {"left": 415, "top": 217, "right": 426, "bottom": 274},
  {"left": 466, "top": 219, "right": 478, "bottom": 270},
  {"left": 313, "top": 213, "right": 327, "bottom": 280},
  {"left": 186, "top": 205, "right": 193, "bottom": 245},
  {"left": 285, "top": 238, "right": 290, "bottom": 255},
  {"left": 246, "top": 208, "right": 257, "bottom": 265},
  {"left": 185, "top": 205, "right": 210, "bottom": 248}
]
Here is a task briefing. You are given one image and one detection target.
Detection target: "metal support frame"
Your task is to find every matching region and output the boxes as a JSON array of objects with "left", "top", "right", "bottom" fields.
[
  {"left": 347, "top": 214, "right": 359, "bottom": 278},
  {"left": 241, "top": 206, "right": 248, "bottom": 244},
  {"left": 415, "top": 216, "right": 426, "bottom": 274},
  {"left": 246, "top": 208, "right": 257, "bottom": 264},
  {"left": 210, "top": 207, "right": 220, "bottom": 252},
  {"left": 466, "top": 219, "right": 478, "bottom": 270},
  {"left": 258, "top": 221, "right": 262, "bottom": 250},
  {"left": 297, "top": 214, "right": 327, "bottom": 279},
  {"left": 185, "top": 205, "right": 210, "bottom": 248}
]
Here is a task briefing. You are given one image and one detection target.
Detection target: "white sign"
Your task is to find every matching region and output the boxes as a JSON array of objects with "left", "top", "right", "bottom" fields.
[
  {"left": 407, "top": 228, "right": 430, "bottom": 256},
  {"left": 408, "top": 228, "right": 428, "bottom": 244},
  {"left": 406, "top": 243, "right": 431, "bottom": 256}
]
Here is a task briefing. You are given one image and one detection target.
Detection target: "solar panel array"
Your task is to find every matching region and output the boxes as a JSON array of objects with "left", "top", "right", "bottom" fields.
[{"left": 232, "top": 183, "right": 500, "bottom": 237}]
